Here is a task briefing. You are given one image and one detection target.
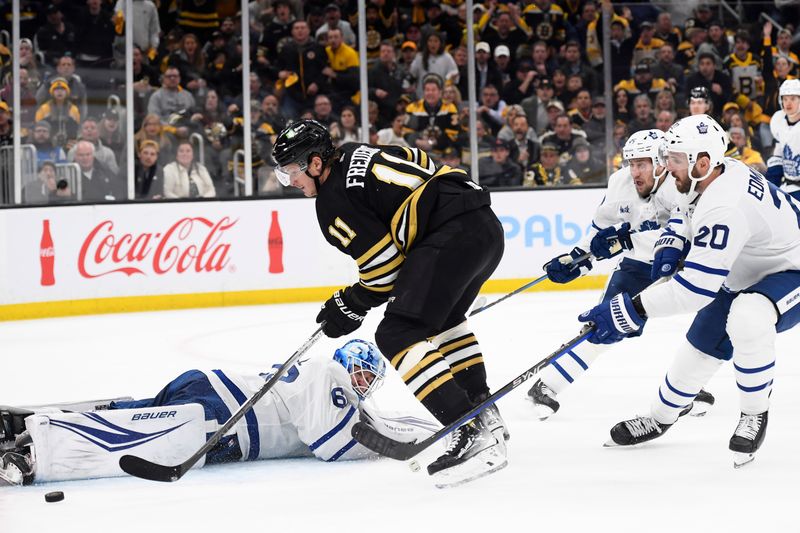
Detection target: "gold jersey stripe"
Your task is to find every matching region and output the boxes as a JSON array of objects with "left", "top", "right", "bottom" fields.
[
  {"left": 356, "top": 233, "right": 393, "bottom": 267},
  {"left": 416, "top": 373, "right": 454, "bottom": 402},
  {"left": 360, "top": 253, "right": 404, "bottom": 282},
  {"left": 439, "top": 335, "right": 477, "bottom": 355},
  {"left": 402, "top": 351, "right": 443, "bottom": 382}
]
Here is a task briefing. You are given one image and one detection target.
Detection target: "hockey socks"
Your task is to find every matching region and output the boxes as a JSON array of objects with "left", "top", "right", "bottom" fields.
[
  {"left": 537, "top": 342, "right": 607, "bottom": 395},
  {"left": 431, "top": 321, "right": 488, "bottom": 402},
  {"left": 651, "top": 342, "right": 723, "bottom": 425},
  {"left": 728, "top": 293, "right": 777, "bottom": 416}
]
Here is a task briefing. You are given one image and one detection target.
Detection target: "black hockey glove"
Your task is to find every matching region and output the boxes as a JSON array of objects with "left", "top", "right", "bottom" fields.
[{"left": 317, "top": 289, "right": 368, "bottom": 338}]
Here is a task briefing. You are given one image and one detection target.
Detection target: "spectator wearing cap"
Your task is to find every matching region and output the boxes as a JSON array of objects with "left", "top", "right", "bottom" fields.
[
  {"left": 480, "top": 9, "right": 529, "bottom": 60},
  {"left": 68, "top": 117, "right": 120, "bottom": 176},
  {"left": 478, "top": 138, "right": 522, "bottom": 188},
  {"left": 542, "top": 99, "right": 566, "bottom": 135},
  {"left": 74, "top": 140, "right": 124, "bottom": 202},
  {"left": 477, "top": 84, "right": 507, "bottom": 136},
  {"left": 723, "top": 31, "right": 762, "bottom": 101},
  {"left": 30, "top": 121, "right": 67, "bottom": 165},
  {"left": 112, "top": 0, "right": 160, "bottom": 59},
  {"left": 440, "top": 145, "right": 468, "bottom": 173},
  {"left": 567, "top": 88, "right": 592, "bottom": 129},
  {"left": 582, "top": 96, "right": 608, "bottom": 152},
  {"left": 258, "top": 0, "right": 295, "bottom": 62},
  {"left": 23, "top": 161, "right": 59, "bottom": 205},
  {"left": 35, "top": 4, "right": 77, "bottom": 66},
  {"left": 369, "top": 41, "right": 406, "bottom": 128},
  {"left": 17, "top": 38, "right": 42, "bottom": 89},
  {"left": 37, "top": 55, "right": 88, "bottom": 119},
  {"left": 526, "top": 142, "right": 568, "bottom": 186},
  {"left": 315, "top": 4, "right": 356, "bottom": 47},
  {"left": 506, "top": 114, "right": 541, "bottom": 173},
  {"left": 276, "top": 20, "right": 330, "bottom": 118},
  {"left": 134, "top": 139, "right": 164, "bottom": 200},
  {"left": 376, "top": 113, "right": 410, "bottom": 147},
  {"left": 176, "top": 0, "right": 220, "bottom": 43},
  {"left": 727, "top": 126, "right": 766, "bottom": 174},
  {"left": 147, "top": 66, "right": 197, "bottom": 123},
  {"left": 409, "top": 32, "right": 458, "bottom": 99},
  {"left": 35, "top": 78, "right": 81, "bottom": 150},
  {"left": 607, "top": 19, "right": 635, "bottom": 86},
  {"left": 521, "top": 78, "right": 556, "bottom": 135},
  {"left": 98, "top": 110, "right": 126, "bottom": 158},
  {"left": 420, "top": 1, "right": 462, "bottom": 50},
  {"left": 521, "top": 0, "right": 567, "bottom": 50},
  {"left": 503, "top": 59, "right": 538, "bottom": 105},
  {"left": 697, "top": 20, "right": 731, "bottom": 69},
  {"left": 686, "top": 52, "right": 733, "bottom": 116},
  {"left": 494, "top": 45, "right": 513, "bottom": 88},
  {"left": 73, "top": 0, "right": 115, "bottom": 65},
  {"left": 563, "top": 137, "right": 605, "bottom": 185},
  {"left": 561, "top": 40, "right": 599, "bottom": 94},
  {"left": 614, "top": 62, "right": 672, "bottom": 107},
  {"left": 685, "top": 4, "right": 714, "bottom": 32},
  {"left": 627, "top": 94, "right": 656, "bottom": 134},
  {"left": 459, "top": 42, "right": 503, "bottom": 100},
  {"left": 655, "top": 109, "right": 676, "bottom": 133},
  {"left": 323, "top": 27, "right": 361, "bottom": 112},
  {"left": 539, "top": 113, "right": 587, "bottom": 158},
  {"left": 651, "top": 44, "right": 685, "bottom": 96},
  {"left": 404, "top": 75, "right": 459, "bottom": 153},
  {"left": 631, "top": 21, "right": 665, "bottom": 69},
  {"left": 677, "top": 25, "right": 707, "bottom": 72},
  {"left": 653, "top": 12, "right": 681, "bottom": 50}
]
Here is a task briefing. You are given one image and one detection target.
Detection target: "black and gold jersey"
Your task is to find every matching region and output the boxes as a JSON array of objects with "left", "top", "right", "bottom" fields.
[
  {"left": 316, "top": 143, "right": 489, "bottom": 308},
  {"left": 404, "top": 99, "right": 460, "bottom": 143},
  {"left": 724, "top": 52, "right": 763, "bottom": 98},
  {"left": 521, "top": 3, "right": 567, "bottom": 47}
]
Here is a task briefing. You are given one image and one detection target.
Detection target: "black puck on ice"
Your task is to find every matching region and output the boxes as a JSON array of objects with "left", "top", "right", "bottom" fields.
[{"left": 44, "top": 491, "right": 64, "bottom": 503}]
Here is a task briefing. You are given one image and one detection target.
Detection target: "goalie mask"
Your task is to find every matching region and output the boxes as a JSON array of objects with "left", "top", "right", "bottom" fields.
[
  {"left": 272, "top": 120, "right": 335, "bottom": 187},
  {"left": 661, "top": 114, "right": 727, "bottom": 196},
  {"left": 334, "top": 340, "right": 387, "bottom": 400}
]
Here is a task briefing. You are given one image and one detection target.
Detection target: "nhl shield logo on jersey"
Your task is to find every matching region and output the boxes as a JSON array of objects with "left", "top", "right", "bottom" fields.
[{"left": 696, "top": 122, "right": 709, "bottom": 134}]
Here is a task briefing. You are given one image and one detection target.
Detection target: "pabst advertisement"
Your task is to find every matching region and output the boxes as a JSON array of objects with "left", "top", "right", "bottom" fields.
[{"left": 1, "top": 189, "right": 604, "bottom": 312}]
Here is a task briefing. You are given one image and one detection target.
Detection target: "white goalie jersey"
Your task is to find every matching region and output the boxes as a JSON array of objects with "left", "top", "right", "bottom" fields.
[
  {"left": 642, "top": 158, "right": 800, "bottom": 317},
  {"left": 769, "top": 110, "right": 800, "bottom": 193},
  {"left": 581, "top": 166, "right": 690, "bottom": 264}
]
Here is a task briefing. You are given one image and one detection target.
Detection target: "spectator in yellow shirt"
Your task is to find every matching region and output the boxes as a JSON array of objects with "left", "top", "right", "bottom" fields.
[{"left": 323, "top": 27, "right": 360, "bottom": 111}]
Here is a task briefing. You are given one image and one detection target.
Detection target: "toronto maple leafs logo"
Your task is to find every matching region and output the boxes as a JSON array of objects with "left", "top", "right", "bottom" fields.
[
  {"left": 648, "top": 131, "right": 659, "bottom": 139},
  {"left": 783, "top": 144, "right": 800, "bottom": 178},
  {"left": 619, "top": 205, "right": 630, "bottom": 214},
  {"left": 638, "top": 220, "right": 661, "bottom": 232},
  {"left": 696, "top": 122, "right": 709, "bottom": 134}
]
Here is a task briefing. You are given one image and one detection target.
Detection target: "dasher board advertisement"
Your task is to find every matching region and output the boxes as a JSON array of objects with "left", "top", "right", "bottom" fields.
[{"left": 0, "top": 188, "right": 607, "bottom": 315}]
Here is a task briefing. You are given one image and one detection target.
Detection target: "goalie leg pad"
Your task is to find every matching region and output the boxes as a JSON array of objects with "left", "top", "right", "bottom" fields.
[
  {"left": 727, "top": 292, "right": 777, "bottom": 416},
  {"left": 26, "top": 404, "right": 207, "bottom": 483},
  {"left": 651, "top": 342, "right": 724, "bottom": 425}
]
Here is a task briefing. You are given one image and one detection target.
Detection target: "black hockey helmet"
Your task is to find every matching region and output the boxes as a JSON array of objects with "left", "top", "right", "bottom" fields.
[
  {"left": 688, "top": 86, "right": 710, "bottom": 103},
  {"left": 272, "top": 119, "right": 335, "bottom": 186}
]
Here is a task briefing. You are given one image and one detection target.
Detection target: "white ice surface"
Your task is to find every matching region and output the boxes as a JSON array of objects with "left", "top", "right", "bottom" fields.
[{"left": 2, "top": 290, "right": 799, "bottom": 532}]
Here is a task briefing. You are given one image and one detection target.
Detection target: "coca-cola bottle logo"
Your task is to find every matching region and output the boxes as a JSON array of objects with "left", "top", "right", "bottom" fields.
[{"left": 78, "top": 217, "right": 238, "bottom": 278}]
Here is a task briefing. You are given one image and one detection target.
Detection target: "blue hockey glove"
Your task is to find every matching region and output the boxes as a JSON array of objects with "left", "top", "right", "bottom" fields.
[
  {"left": 544, "top": 247, "right": 592, "bottom": 284},
  {"left": 317, "top": 288, "right": 368, "bottom": 338},
  {"left": 651, "top": 228, "right": 690, "bottom": 280},
  {"left": 766, "top": 158, "right": 784, "bottom": 187},
  {"left": 578, "top": 292, "right": 646, "bottom": 344},
  {"left": 590, "top": 222, "right": 633, "bottom": 260}
]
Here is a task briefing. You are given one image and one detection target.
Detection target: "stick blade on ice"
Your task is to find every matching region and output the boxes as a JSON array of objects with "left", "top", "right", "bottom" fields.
[{"left": 119, "top": 455, "right": 185, "bottom": 483}]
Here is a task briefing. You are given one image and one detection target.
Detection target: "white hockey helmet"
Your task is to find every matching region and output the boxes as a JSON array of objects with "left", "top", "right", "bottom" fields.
[
  {"left": 623, "top": 129, "right": 667, "bottom": 192},
  {"left": 779, "top": 79, "right": 800, "bottom": 110},
  {"left": 661, "top": 114, "right": 727, "bottom": 194}
]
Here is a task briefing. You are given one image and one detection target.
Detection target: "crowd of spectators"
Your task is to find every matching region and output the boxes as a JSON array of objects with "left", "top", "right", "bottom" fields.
[{"left": 0, "top": 0, "right": 799, "bottom": 203}]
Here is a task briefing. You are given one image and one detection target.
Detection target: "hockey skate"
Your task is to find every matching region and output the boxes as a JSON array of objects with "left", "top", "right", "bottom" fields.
[
  {"left": 604, "top": 415, "right": 673, "bottom": 447},
  {"left": 729, "top": 411, "right": 768, "bottom": 469},
  {"left": 527, "top": 379, "right": 559, "bottom": 420},
  {"left": 0, "top": 450, "right": 33, "bottom": 486},
  {"left": 427, "top": 412, "right": 507, "bottom": 489},
  {"left": 687, "top": 389, "right": 715, "bottom": 417},
  {"left": 473, "top": 393, "right": 510, "bottom": 441}
]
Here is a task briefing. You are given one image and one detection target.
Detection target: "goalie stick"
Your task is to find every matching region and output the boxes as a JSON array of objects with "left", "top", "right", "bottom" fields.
[
  {"left": 351, "top": 325, "right": 593, "bottom": 460},
  {"left": 468, "top": 252, "right": 592, "bottom": 317},
  {"left": 119, "top": 325, "right": 326, "bottom": 482}
]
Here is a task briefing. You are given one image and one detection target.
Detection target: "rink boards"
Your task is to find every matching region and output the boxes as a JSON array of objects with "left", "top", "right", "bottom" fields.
[{"left": 0, "top": 188, "right": 612, "bottom": 320}]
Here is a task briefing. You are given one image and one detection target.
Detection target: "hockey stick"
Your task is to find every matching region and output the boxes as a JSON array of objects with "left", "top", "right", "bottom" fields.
[
  {"left": 119, "top": 325, "right": 326, "bottom": 482},
  {"left": 351, "top": 325, "right": 593, "bottom": 460},
  {"left": 468, "top": 252, "right": 592, "bottom": 317}
]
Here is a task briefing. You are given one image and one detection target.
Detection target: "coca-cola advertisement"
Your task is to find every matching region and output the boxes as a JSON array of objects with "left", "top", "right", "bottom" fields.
[{"left": 40, "top": 220, "right": 55, "bottom": 286}]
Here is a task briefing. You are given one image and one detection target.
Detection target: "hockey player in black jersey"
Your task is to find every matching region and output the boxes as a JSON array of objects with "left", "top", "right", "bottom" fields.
[{"left": 272, "top": 120, "right": 508, "bottom": 487}]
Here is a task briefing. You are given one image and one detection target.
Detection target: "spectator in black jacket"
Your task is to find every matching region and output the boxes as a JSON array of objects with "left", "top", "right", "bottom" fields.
[
  {"left": 134, "top": 139, "right": 163, "bottom": 199},
  {"left": 74, "top": 140, "right": 124, "bottom": 202},
  {"left": 35, "top": 4, "right": 77, "bottom": 66},
  {"left": 478, "top": 138, "right": 522, "bottom": 188},
  {"left": 685, "top": 52, "right": 733, "bottom": 116},
  {"left": 502, "top": 59, "right": 538, "bottom": 106},
  {"left": 277, "top": 20, "right": 330, "bottom": 117},
  {"left": 369, "top": 41, "right": 405, "bottom": 129},
  {"left": 73, "top": 0, "right": 115, "bottom": 66},
  {"left": 459, "top": 42, "right": 504, "bottom": 102}
]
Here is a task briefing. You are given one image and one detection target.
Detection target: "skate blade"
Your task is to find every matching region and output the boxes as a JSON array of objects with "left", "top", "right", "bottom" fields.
[
  {"left": 431, "top": 446, "right": 508, "bottom": 489},
  {"left": 689, "top": 403, "right": 710, "bottom": 417},
  {"left": 733, "top": 452, "right": 755, "bottom": 469},
  {"left": 433, "top": 459, "right": 508, "bottom": 489},
  {"left": 528, "top": 400, "right": 555, "bottom": 421},
  {"left": 603, "top": 439, "right": 621, "bottom": 448}
]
